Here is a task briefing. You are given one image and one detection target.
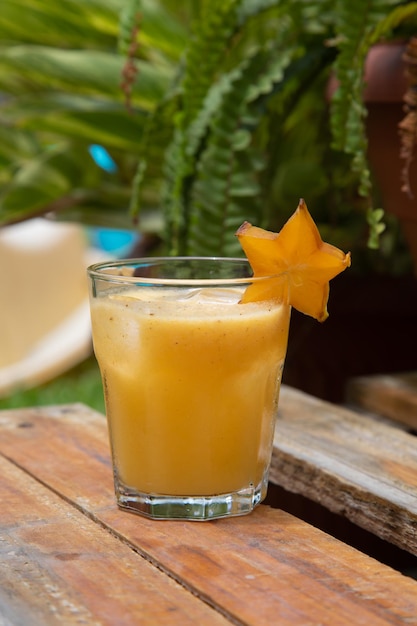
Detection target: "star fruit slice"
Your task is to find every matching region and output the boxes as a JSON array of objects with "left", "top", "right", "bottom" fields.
[{"left": 235, "top": 198, "right": 351, "bottom": 322}]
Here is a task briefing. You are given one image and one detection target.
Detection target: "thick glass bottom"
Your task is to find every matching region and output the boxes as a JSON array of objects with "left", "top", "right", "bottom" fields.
[{"left": 115, "top": 477, "right": 268, "bottom": 521}]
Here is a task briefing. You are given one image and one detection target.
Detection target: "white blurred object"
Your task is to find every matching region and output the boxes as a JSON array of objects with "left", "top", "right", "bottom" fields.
[{"left": 0, "top": 218, "right": 107, "bottom": 396}]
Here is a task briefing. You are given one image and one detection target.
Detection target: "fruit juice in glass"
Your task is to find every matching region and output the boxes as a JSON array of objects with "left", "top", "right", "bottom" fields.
[{"left": 87, "top": 258, "right": 290, "bottom": 520}]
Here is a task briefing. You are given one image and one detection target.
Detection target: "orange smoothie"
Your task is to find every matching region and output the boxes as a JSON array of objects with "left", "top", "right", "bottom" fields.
[{"left": 90, "top": 287, "right": 290, "bottom": 496}]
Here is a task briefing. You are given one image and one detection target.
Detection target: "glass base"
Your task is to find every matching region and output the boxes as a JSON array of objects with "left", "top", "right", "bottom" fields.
[{"left": 115, "top": 479, "right": 268, "bottom": 521}]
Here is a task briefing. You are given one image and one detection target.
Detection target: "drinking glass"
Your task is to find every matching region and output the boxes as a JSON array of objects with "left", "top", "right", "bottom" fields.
[{"left": 87, "top": 257, "right": 290, "bottom": 520}]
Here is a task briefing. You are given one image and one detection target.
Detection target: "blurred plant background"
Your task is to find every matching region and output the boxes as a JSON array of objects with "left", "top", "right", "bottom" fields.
[
  {"left": 1, "top": 0, "right": 417, "bottom": 409},
  {"left": 2, "top": 0, "right": 416, "bottom": 265},
  {"left": 0, "top": 0, "right": 180, "bottom": 234}
]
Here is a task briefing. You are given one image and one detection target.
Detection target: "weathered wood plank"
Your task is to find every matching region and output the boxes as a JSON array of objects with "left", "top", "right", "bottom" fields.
[
  {"left": 1, "top": 404, "right": 417, "bottom": 626},
  {"left": 346, "top": 372, "right": 417, "bottom": 430},
  {"left": 270, "top": 385, "right": 417, "bottom": 556},
  {"left": 0, "top": 455, "right": 229, "bottom": 626},
  {"left": 101, "top": 506, "right": 417, "bottom": 626}
]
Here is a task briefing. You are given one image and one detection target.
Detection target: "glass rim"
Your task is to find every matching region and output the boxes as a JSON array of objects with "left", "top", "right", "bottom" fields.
[{"left": 87, "top": 256, "right": 285, "bottom": 287}]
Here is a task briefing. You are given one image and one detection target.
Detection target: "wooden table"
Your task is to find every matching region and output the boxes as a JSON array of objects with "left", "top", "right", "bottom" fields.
[
  {"left": 1, "top": 399, "right": 417, "bottom": 625},
  {"left": 270, "top": 384, "right": 417, "bottom": 557}
]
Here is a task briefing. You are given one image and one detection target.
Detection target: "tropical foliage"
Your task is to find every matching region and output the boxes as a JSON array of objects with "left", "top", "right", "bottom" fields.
[
  {"left": 0, "top": 0, "right": 185, "bottom": 231},
  {"left": 1, "top": 0, "right": 417, "bottom": 257}
]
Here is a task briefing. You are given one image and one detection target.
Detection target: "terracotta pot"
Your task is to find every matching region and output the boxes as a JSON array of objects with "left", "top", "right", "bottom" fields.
[
  {"left": 364, "top": 42, "right": 417, "bottom": 272},
  {"left": 328, "top": 42, "right": 417, "bottom": 272},
  {"left": 363, "top": 42, "right": 408, "bottom": 103}
]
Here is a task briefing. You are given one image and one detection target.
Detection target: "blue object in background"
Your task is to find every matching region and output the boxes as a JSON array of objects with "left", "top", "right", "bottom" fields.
[
  {"left": 88, "top": 144, "right": 117, "bottom": 173},
  {"left": 88, "top": 145, "right": 139, "bottom": 256},
  {"left": 89, "top": 227, "right": 139, "bottom": 257}
]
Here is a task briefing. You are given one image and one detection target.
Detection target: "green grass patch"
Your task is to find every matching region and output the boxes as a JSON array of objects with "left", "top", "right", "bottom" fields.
[{"left": 0, "top": 356, "right": 105, "bottom": 413}]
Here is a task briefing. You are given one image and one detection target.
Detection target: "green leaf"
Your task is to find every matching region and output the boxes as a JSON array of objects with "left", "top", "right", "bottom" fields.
[
  {"left": 15, "top": 107, "right": 147, "bottom": 152},
  {"left": 0, "top": 125, "right": 39, "bottom": 163},
  {"left": 0, "top": 146, "right": 84, "bottom": 221},
  {"left": 0, "top": 0, "right": 120, "bottom": 49},
  {"left": 366, "top": 206, "right": 386, "bottom": 249},
  {"left": 0, "top": 46, "right": 172, "bottom": 106},
  {"left": 119, "top": 0, "right": 189, "bottom": 60}
]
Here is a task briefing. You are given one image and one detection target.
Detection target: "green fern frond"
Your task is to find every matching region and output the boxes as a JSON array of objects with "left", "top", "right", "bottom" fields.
[
  {"left": 129, "top": 159, "right": 147, "bottom": 224},
  {"left": 331, "top": 1, "right": 375, "bottom": 164},
  {"left": 187, "top": 47, "right": 290, "bottom": 256},
  {"left": 370, "top": 2, "right": 417, "bottom": 43},
  {"left": 367, "top": 206, "right": 386, "bottom": 249},
  {"left": 247, "top": 46, "right": 294, "bottom": 102},
  {"left": 182, "top": 0, "right": 240, "bottom": 126},
  {"left": 185, "top": 66, "right": 245, "bottom": 161},
  {"left": 165, "top": 0, "right": 336, "bottom": 255},
  {"left": 161, "top": 125, "right": 191, "bottom": 253},
  {"left": 129, "top": 94, "right": 178, "bottom": 224},
  {"left": 163, "top": 0, "right": 315, "bottom": 254},
  {"left": 184, "top": 32, "right": 292, "bottom": 163},
  {"left": 159, "top": 0, "right": 244, "bottom": 253},
  {"left": 236, "top": 0, "right": 282, "bottom": 23}
]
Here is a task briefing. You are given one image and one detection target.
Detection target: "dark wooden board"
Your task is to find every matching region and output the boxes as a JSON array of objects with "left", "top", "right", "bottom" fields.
[{"left": 346, "top": 372, "right": 417, "bottom": 430}]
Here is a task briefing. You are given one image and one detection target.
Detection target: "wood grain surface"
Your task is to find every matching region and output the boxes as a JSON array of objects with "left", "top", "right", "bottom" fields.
[{"left": 0, "top": 403, "right": 417, "bottom": 625}]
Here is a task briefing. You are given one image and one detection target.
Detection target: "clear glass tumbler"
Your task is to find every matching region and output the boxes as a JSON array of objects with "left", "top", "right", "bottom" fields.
[{"left": 87, "top": 257, "right": 290, "bottom": 520}]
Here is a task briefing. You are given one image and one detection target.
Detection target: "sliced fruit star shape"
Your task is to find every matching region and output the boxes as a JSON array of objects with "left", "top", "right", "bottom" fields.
[{"left": 236, "top": 199, "right": 351, "bottom": 322}]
